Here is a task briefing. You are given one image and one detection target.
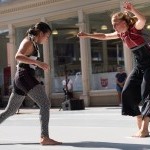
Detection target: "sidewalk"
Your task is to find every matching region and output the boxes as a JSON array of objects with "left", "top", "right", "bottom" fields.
[{"left": 0, "top": 107, "right": 150, "bottom": 150}]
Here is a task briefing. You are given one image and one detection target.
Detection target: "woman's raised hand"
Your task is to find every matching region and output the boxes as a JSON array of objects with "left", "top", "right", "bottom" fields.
[{"left": 123, "top": 1, "right": 134, "bottom": 12}]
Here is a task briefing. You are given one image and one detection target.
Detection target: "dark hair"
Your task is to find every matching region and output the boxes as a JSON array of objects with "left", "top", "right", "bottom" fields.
[{"left": 26, "top": 22, "right": 52, "bottom": 36}]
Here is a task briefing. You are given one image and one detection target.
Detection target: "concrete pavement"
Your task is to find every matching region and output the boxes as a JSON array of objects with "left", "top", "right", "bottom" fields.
[{"left": 0, "top": 107, "right": 150, "bottom": 150}]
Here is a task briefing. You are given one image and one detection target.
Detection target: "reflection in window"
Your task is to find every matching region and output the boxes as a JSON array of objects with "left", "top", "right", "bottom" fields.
[
  {"left": 89, "top": 11, "right": 124, "bottom": 90},
  {"left": 0, "top": 30, "right": 9, "bottom": 96},
  {"left": 51, "top": 17, "right": 83, "bottom": 93},
  {"left": 0, "top": 0, "right": 22, "bottom": 4}
]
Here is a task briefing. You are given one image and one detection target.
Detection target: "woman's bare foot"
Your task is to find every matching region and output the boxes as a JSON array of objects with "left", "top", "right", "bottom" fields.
[
  {"left": 40, "top": 137, "right": 62, "bottom": 145},
  {"left": 133, "top": 116, "right": 150, "bottom": 138},
  {"left": 132, "top": 130, "right": 149, "bottom": 138}
]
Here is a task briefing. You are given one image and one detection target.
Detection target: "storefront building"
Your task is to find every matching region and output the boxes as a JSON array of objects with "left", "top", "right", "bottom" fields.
[{"left": 0, "top": 0, "right": 150, "bottom": 107}]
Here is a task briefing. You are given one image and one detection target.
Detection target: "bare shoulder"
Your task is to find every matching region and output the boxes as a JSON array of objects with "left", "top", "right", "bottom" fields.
[
  {"left": 18, "top": 37, "right": 34, "bottom": 55},
  {"left": 20, "top": 37, "right": 32, "bottom": 49}
]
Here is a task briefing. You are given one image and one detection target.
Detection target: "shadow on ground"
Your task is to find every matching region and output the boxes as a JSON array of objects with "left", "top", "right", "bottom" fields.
[
  {"left": 0, "top": 141, "right": 150, "bottom": 150},
  {"left": 64, "top": 141, "right": 150, "bottom": 150}
]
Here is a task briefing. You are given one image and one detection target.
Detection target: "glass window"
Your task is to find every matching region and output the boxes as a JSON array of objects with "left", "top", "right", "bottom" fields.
[
  {"left": 51, "top": 17, "right": 83, "bottom": 93},
  {"left": 0, "top": 30, "right": 9, "bottom": 95},
  {"left": 89, "top": 11, "right": 124, "bottom": 90},
  {"left": 0, "top": 0, "right": 23, "bottom": 4}
]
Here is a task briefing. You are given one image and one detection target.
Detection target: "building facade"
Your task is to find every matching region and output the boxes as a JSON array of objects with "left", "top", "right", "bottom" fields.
[{"left": 0, "top": 0, "right": 150, "bottom": 107}]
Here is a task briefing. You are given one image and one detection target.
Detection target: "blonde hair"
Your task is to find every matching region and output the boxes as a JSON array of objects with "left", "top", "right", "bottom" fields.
[{"left": 111, "top": 11, "right": 137, "bottom": 27}]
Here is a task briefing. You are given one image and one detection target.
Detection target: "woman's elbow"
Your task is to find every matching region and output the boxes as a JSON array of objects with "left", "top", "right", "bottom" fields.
[
  {"left": 15, "top": 55, "right": 18, "bottom": 60},
  {"left": 15, "top": 54, "right": 21, "bottom": 61}
]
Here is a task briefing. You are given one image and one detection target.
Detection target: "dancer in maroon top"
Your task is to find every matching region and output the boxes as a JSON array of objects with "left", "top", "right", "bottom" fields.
[{"left": 78, "top": 1, "right": 150, "bottom": 137}]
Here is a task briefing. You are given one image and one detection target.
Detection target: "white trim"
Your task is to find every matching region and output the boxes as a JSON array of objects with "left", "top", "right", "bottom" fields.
[
  {"left": 89, "top": 89, "right": 117, "bottom": 96},
  {"left": 0, "top": 0, "right": 150, "bottom": 28}
]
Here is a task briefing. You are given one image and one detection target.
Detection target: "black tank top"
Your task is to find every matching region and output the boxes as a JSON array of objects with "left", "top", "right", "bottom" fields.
[{"left": 18, "top": 36, "right": 40, "bottom": 70}]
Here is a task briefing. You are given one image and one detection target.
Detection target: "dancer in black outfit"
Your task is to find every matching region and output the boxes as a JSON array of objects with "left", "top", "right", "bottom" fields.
[{"left": 0, "top": 22, "right": 62, "bottom": 145}]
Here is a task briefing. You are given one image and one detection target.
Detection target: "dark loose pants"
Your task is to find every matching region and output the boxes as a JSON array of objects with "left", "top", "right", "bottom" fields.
[{"left": 122, "top": 44, "right": 150, "bottom": 117}]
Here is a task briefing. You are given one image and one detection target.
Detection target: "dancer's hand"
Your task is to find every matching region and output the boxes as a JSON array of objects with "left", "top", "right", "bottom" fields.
[
  {"left": 36, "top": 61, "right": 50, "bottom": 71},
  {"left": 77, "top": 32, "right": 89, "bottom": 38},
  {"left": 123, "top": 1, "right": 135, "bottom": 12}
]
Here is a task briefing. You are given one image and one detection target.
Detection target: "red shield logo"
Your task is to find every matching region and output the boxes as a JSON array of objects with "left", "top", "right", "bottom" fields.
[{"left": 100, "top": 78, "right": 108, "bottom": 87}]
